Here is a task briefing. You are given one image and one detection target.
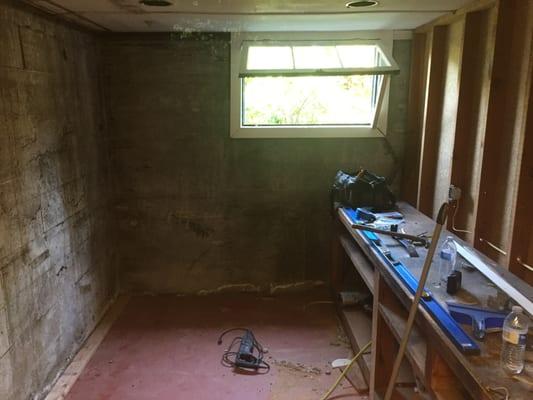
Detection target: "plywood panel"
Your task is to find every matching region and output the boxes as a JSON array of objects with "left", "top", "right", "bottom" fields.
[
  {"left": 448, "top": 7, "right": 497, "bottom": 243},
  {"left": 475, "top": 0, "right": 533, "bottom": 267},
  {"left": 418, "top": 26, "right": 448, "bottom": 217},
  {"left": 401, "top": 32, "right": 428, "bottom": 206},
  {"left": 510, "top": 58, "right": 533, "bottom": 284},
  {"left": 431, "top": 19, "right": 465, "bottom": 218},
  {"left": 418, "top": 19, "right": 465, "bottom": 218}
]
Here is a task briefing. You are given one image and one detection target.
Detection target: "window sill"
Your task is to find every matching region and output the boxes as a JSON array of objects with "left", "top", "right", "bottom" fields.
[{"left": 230, "top": 126, "right": 385, "bottom": 139}]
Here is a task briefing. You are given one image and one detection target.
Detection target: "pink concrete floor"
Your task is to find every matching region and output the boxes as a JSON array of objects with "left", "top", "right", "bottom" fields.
[{"left": 66, "top": 292, "right": 368, "bottom": 400}]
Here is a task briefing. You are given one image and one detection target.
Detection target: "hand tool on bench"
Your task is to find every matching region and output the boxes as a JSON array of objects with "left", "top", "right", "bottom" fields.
[
  {"left": 353, "top": 209, "right": 420, "bottom": 257},
  {"left": 395, "top": 238, "right": 419, "bottom": 257},
  {"left": 342, "top": 207, "right": 480, "bottom": 355},
  {"left": 392, "top": 225, "right": 419, "bottom": 257},
  {"left": 343, "top": 205, "right": 497, "bottom": 396},
  {"left": 446, "top": 302, "right": 507, "bottom": 340},
  {"left": 349, "top": 222, "right": 429, "bottom": 247}
]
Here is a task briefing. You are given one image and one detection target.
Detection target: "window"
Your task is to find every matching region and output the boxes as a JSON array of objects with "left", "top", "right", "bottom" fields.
[{"left": 230, "top": 32, "right": 399, "bottom": 139}]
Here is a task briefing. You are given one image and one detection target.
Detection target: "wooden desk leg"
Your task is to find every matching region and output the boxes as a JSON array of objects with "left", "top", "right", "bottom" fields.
[
  {"left": 369, "top": 270, "right": 381, "bottom": 400},
  {"left": 426, "top": 345, "right": 472, "bottom": 400},
  {"left": 371, "top": 272, "right": 403, "bottom": 400},
  {"left": 330, "top": 222, "right": 345, "bottom": 294}
]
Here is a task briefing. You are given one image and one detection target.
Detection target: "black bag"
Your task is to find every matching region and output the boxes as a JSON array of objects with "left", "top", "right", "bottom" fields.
[{"left": 330, "top": 169, "right": 396, "bottom": 213}]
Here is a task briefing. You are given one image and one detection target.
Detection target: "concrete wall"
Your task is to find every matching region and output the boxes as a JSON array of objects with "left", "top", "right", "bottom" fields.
[
  {"left": 103, "top": 33, "right": 411, "bottom": 294},
  {"left": 0, "top": 6, "right": 412, "bottom": 395},
  {"left": 0, "top": 2, "right": 116, "bottom": 399}
]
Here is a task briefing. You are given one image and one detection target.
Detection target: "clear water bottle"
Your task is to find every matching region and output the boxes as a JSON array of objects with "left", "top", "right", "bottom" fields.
[
  {"left": 434, "top": 237, "right": 457, "bottom": 287},
  {"left": 501, "top": 306, "right": 529, "bottom": 374}
]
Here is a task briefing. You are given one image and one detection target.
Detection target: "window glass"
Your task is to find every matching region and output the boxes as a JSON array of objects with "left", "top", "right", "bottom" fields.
[
  {"left": 336, "top": 45, "right": 381, "bottom": 68},
  {"left": 230, "top": 34, "right": 397, "bottom": 138},
  {"left": 292, "top": 46, "right": 341, "bottom": 69},
  {"left": 242, "top": 41, "right": 396, "bottom": 75},
  {"left": 242, "top": 75, "right": 378, "bottom": 126},
  {"left": 246, "top": 46, "right": 294, "bottom": 70}
]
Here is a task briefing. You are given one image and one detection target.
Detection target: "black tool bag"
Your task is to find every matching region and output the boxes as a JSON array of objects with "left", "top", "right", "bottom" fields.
[{"left": 330, "top": 169, "right": 396, "bottom": 213}]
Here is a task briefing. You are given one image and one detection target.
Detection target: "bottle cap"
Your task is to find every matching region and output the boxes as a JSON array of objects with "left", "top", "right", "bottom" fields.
[
  {"left": 440, "top": 249, "right": 453, "bottom": 260},
  {"left": 512, "top": 305, "right": 523, "bottom": 313}
]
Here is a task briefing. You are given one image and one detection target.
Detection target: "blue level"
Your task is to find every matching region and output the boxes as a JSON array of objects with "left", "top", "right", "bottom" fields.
[{"left": 343, "top": 208, "right": 480, "bottom": 355}]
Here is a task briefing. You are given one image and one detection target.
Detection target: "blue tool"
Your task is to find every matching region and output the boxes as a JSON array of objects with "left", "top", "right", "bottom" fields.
[
  {"left": 343, "top": 208, "right": 481, "bottom": 355},
  {"left": 446, "top": 302, "right": 507, "bottom": 340},
  {"left": 391, "top": 263, "right": 480, "bottom": 354},
  {"left": 354, "top": 208, "right": 377, "bottom": 223}
]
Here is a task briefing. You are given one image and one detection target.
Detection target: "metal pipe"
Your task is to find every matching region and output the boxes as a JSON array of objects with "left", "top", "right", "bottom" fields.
[
  {"left": 517, "top": 257, "right": 533, "bottom": 273},
  {"left": 382, "top": 202, "right": 449, "bottom": 400},
  {"left": 479, "top": 237, "right": 507, "bottom": 256}
]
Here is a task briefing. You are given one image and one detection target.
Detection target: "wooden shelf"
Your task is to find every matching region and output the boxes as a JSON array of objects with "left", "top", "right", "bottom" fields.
[
  {"left": 339, "top": 233, "right": 375, "bottom": 294},
  {"left": 378, "top": 303, "right": 427, "bottom": 381},
  {"left": 340, "top": 306, "right": 416, "bottom": 388},
  {"left": 374, "top": 386, "right": 423, "bottom": 400},
  {"left": 335, "top": 201, "right": 533, "bottom": 400},
  {"left": 339, "top": 306, "right": 373, "bottom": 382},
  {"left": 396, "top": 387, "right": 424, "bottom": 400}
]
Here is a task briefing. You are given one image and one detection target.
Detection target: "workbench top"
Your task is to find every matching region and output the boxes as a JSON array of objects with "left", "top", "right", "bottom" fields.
[{"left": 337, "top": 201, "right": 533, "bottom": 399}]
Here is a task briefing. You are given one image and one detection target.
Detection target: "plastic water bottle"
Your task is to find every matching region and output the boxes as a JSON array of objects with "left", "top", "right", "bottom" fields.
[
  {"left": 501, "top": 306, "right": 529, "bottom": 374},
  {"left": 435, "top": 237, "right": 456, "bottom": 287}
]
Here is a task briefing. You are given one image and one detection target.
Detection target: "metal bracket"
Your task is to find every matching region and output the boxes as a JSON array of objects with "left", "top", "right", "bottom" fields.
[
  {"left": 517, "top": 257, "right": 533, "bottom": 273},
  {"left": 479, "top": 238, "right": 507, "bottom": 256}
]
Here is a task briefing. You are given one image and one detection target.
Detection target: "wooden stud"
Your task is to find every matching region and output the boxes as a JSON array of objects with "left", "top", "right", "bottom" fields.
[
  {"left": 448, "top": 7, "right": 497, "bottom": 243},
  {"left": 415, "top": 0, "right": 497, "bottom": 33},
  {"left": 417, "top": 25, "right": 448, "bottom": 217},
  {"left": 401, "top": 32, "right": 428, "bottom": 206},
  {"left": 330, "top": 220, "right": 345, "bottom": 294},
  {"left": 510, "top": 45, "right": 533, "bottom": 284},
  {"left": 418, "top": 19, "right": 466, "bottom": 218},
  {"left": 475, "top": 0, "right": 533, "bottom": 267},
  {"left": 430, "top": 19, "right": 465, "bottom": 218},
  {"left": 425, "top": 346, "right": 472, "bottom": 400}
]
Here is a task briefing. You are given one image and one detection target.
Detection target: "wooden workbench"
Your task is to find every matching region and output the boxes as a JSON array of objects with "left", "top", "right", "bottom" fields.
[{"left": 331, "top": 202, "right": 533, "bottom": 400}]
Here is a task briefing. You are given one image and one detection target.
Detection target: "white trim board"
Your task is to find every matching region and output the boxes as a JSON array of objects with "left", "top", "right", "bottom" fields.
[
  {"left": 455, "top": 242, "right": 533, "bottom": 317},
  {"left": 44, "top": 296, "right": 130, "bottom": 400},
  {"left": 230, "top": 31, "right": 393, "bottom": 139}
]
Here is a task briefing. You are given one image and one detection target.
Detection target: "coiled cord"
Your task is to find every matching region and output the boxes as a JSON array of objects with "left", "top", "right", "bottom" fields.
[{"left": 217, "top": 328, "right": 270, "bottom": 372}]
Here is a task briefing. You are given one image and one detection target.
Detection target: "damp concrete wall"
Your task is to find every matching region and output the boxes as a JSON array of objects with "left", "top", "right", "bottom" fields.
[
  {"left": 0, "top": 2, "right": 116, "bottom": 399},
  {"left": 103, "top": 34, "right": 411, "bottom": 294}
]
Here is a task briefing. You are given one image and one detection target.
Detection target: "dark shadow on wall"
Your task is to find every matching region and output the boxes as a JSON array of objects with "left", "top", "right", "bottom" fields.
[{"left": 102, "top": 33, "right": 411, "bottom": 294}]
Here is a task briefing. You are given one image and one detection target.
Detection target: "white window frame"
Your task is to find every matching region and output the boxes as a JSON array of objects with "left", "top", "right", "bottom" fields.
[{"left": 230, "top": 31, "right": 396, "bottom": 139}]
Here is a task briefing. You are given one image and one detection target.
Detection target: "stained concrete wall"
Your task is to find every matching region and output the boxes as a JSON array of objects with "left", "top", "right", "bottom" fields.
[
  {"left": 103, "top": 34, "right": 411, "bottom": 294},
  {"left": 0, "top": 2, "right": 116, "bottom": 399}
]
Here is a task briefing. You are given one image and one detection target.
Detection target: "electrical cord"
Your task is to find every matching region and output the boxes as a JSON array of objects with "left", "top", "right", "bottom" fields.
[
  {"left": 217, "top": 328, "right": 270, "bottom": 372},
  {"left": 217, "top": 327, "right": 251, "bottom": 343},
  {"left": 319, "top": 341, "right": 372, "bottom": 400}
]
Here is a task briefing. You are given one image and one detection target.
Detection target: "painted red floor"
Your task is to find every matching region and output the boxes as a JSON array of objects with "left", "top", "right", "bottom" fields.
[{"left": 66, "top": 292, "right": 368, "bottom": 400}]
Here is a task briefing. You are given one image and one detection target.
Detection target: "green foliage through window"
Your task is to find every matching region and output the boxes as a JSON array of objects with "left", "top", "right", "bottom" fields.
[{"left": 242, "top": 75, "right": 377, "bottom": 126}]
